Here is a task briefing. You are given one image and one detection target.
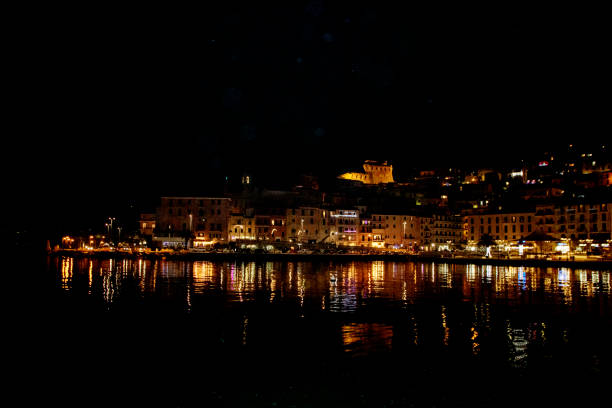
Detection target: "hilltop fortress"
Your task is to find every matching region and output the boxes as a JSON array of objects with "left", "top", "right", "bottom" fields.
[{"left": 338, "top": 160, "right": 394, "bottom": 184}]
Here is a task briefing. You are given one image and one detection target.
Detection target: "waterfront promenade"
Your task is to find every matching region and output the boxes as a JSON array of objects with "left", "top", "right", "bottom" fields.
[{"left": 51, "top": 249, "right": 612, "bottom": 270}]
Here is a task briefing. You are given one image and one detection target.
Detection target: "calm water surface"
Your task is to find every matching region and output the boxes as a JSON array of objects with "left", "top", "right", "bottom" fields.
[{"left": 40, "top": 257, "right": 612, "bottom": 407}]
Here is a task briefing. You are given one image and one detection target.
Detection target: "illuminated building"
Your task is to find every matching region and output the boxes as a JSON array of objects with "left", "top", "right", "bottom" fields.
[
  {"left": 229, "top": 212, "right": 256, "bottom": 241},
  {"left": 464, "top": 211, "right": 535, "bottom": 244},
  {"left": 329, "top": 209, "right": 360, "bottom": 246},
  {"left": 338, "top": 160, "right": 394, "bottom": 184},
  {"left": 428, "top": 213, "right": 463, "bottom": 249},
  {"left": 254, "top": 208, "right": 286, "bottom": 241},
  {"left": 156, "top": 197, "right": 232, "bottom": 246},
  {"left": 358, "top": 215, "right": 374, "bottom": 247},
  {"left": 286, "top": 207, "right": 331, "bottom": 244},
  {"left": 535, "top": 202, "right": 611, "bottom": 241},
  {"left": 139, "top": 213, "right": 156, "bottom": 236},
  {"left": 371, "top": 213, "right": 421, "bottom": 249}
]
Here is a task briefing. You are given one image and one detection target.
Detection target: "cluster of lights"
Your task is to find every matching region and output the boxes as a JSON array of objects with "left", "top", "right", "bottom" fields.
[{"left": 331, "top": 211, "right": 358, "bottom": 218}]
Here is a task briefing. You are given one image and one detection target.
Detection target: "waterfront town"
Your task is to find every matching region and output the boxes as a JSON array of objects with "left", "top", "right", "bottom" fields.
[
  {"left": 54, "top": 144, "right": 612, "bottom": 261},
  {"left": 19, "top": 6, "right": 610, "bottom": 407}
]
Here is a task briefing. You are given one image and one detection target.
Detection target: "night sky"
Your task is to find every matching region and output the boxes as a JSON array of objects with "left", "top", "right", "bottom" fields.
[{"left": 6, "top": 2, "right": 610, "bottom": 236}]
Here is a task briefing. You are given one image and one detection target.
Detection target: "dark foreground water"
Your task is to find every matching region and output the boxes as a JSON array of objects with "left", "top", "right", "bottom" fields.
[{"left": 20, "top": 257, "right": 612, "bottom": 407}]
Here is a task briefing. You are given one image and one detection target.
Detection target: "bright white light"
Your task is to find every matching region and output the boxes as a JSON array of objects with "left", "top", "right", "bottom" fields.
[{"left": 555, "top": 242, "right": 569, "bottom": 254}]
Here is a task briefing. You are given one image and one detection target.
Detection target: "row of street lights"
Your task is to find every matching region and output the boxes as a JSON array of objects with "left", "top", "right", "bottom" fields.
[{"left": 104, "top": 217, "right": 122, "bottom": 244}]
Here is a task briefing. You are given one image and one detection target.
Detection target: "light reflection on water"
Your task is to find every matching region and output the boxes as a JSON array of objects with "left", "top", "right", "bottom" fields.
[
  {"left": 342, "top": 323, "right": 393, "bottom": 356},
  {"left": 54, "top": 257, "right": 611, "bottom": 364},
  {"left": 57, "top": 257, "right": 612, "bottom": 304}
]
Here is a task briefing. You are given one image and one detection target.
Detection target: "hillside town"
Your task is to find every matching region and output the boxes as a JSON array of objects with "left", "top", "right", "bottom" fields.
[{"left": 60, "top": 145, "right": 611, "bottom": 259}]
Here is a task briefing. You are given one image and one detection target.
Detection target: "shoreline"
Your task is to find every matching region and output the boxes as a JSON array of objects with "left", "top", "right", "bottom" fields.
[{"left": 50, "top": 250, "right": 612, "bottom": 270}]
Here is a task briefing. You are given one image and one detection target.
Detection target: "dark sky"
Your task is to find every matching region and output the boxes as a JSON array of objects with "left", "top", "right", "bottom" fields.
[{"left": 6, "top": 2, "right": 610, "bottom": 233}]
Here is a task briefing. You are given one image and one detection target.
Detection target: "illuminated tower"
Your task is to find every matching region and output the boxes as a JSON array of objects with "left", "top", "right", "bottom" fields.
[{"left": 338, "top": 160, "right": 394, "bottom": 184}]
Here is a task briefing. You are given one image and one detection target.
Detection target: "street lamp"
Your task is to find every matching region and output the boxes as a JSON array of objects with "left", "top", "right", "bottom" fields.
[
  {"left": 187, "top": 214, "right": 193, "bottom": 249},
  {"left": 300, "top": 218, "right": 304, "bottom": 244},
  {"left": 108, "top": 217, "right": 116, "bottom": 244}
]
